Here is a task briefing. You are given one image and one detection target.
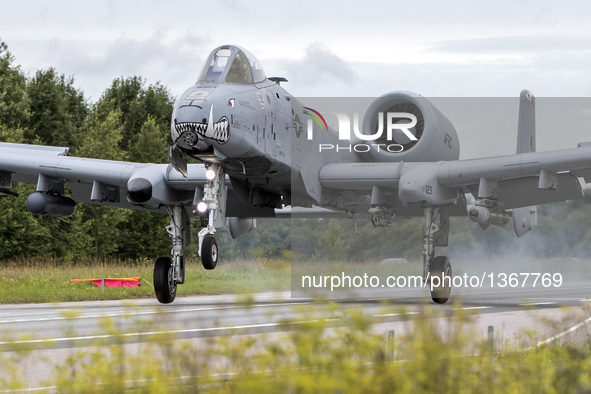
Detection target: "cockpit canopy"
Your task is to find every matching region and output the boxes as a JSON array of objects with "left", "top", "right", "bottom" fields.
[{"left": 197, "top": 45, "right": 266, "bottom": 84}]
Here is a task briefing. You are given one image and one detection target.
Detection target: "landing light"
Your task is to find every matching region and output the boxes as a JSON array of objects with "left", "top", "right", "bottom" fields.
[
  {"left": 197, "top": 201, "right": 208, "bottom": 213},
  {"left": 205, "top": 169, "right": 216, "bottom": 180}
]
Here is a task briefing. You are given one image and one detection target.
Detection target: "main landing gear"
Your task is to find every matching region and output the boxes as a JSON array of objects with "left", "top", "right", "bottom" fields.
[
  {"left": 153, "top": 163, "right": 225, "bottom": 304},
  {"left": 154, "top": 205, "right": 189, "bottom": 303},
  {"left": 423, "top": 206, "right": 452, "bottom": 304}
]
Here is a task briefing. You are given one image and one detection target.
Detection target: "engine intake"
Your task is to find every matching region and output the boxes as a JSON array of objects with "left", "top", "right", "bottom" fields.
[{"left": 359, "top": 92, "right": 459, "bottom": 163}]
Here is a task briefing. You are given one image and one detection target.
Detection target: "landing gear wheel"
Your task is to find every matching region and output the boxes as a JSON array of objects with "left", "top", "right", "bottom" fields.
[
  {"left": 154, "top": 257, "right": 177, "bottom": 304},
  {"left": 429, "top": 256, "right": 452, "bottom": 304},
  {"left": 201, "top": 235, "right": 218, "bottom": 270}
]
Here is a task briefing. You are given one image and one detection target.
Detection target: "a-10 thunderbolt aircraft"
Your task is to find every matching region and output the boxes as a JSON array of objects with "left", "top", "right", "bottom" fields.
[{"left": 1, "top": 44, "right": 591, "bottom": 304}]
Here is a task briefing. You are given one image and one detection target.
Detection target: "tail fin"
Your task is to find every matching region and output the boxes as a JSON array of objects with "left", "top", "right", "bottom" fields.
[
  {"left": 516, "top": 90, "right": 536, "bottom": 154},
  {"left": 513, "top": 89, "right": 538, "bottom": 237}
]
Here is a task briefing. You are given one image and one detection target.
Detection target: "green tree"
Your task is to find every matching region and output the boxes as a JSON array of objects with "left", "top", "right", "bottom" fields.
[
  {"left": 25, "top": 68, "right": 88, "bottom": 149},
  {"left": 116, "top": 115, "right": 171, "bottom": 259},
  {"left": 77, "top": 109, "right": 129, "bottom": 258},
  {"left": 315, "top": 219, "right": 349, "bottom": 261},
  {"left": 0, "top": 123, "right": 24, "bottom": 143},
  {"left": 92, "top": 77, "right": 173, "bottom": 152},
  {"left": 116, "top": 211, "right": 170, "bottom": 260},
  {"left": 0, "top": 184, "right": 51, "bottom": 259},
  {"left": 87, "top": 78, "right": 174, "bottom": 260},
  {"left": 35, "top": 212, "right": 93, "bottom": 260},
  {"left": 0, "top": 41, "right": 29, "bottom": 130},
  {"left": 129, "top": 116, "right": 168, "bottom": 163},
  {"left": 78, "top": 110, "right": 126, "bottom": 161}
]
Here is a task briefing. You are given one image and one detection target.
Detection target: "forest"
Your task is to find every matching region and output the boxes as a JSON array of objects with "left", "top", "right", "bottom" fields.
[{"left": 2, "top": 39, "right": 591, "bottom": 264}]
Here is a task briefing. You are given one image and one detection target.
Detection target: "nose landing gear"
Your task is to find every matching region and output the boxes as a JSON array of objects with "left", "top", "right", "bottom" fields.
[{"left": 197, "top": 163, "right": 225, "bottom": 270}]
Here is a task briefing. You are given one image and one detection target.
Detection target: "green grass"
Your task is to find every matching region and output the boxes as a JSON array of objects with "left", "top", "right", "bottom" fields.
[{"left": 0, "top": 258, "right": 291, "bottom": 303}]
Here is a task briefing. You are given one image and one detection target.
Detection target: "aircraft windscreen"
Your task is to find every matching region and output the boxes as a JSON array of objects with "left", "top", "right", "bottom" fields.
[
  {"left": 242, "top": 48, "right": 266, "bottom": 83},
  {"left": 226, "top": 49, "right": 267, "bottom": 84},
  {"left": 199, "top": 48, "right": 232, "bottom": 82},
  {"left": 226, "top": 51, "right": 253, "bottom": 83},
  {"left": 198, "top": 46, "right": 267, "bottom": 84}
]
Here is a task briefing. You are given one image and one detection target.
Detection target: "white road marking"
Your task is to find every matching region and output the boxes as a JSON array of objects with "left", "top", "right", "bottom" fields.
[
  {"left": 0, "top": 301, "right": 312, "bottom": 325},
  {"left": 0, "top": 318, "right": 340, "bottom": 346},
  {"left": 0, "top": 386, "right": 57, "bottom": 393},
  {"left": 373, "top": 312, "right": 420, "bottom": 317},
  {"left": 453, "top": 306, "right": 492, "bottom": 310},
  {"left": 518, "top": 302, "right": 556, "bottom": 306}
]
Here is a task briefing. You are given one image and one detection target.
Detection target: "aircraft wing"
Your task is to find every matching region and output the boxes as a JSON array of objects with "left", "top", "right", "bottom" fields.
[
  {"left": 437, "top": 145, "right": 589, "bottom": 208},
  {"left": 0, "top": 142, "right": 276, "bottom": 217},
  {"left": 0, "top": 142, "right": 149, "bottom": 189},
  {"left": 319, "top": 143, "right": 591, "bottom": 211}
]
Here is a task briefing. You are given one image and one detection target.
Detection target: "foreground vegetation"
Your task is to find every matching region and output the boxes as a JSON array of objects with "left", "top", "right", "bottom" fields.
[
  {"left": 2, "top": 303, "right": 591, "bottom": 392},
  {"left": 0, "top": 258, "right": 290, "bottom": 303}
]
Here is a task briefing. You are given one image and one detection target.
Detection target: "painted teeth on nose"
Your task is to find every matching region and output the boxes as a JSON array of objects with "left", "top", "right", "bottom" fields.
[{"left": 177, "top": 117, "right": 229, "bottom": 143}]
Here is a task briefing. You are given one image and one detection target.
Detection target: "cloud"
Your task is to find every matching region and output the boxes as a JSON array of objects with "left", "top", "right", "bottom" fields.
[
  {"left": 431, "top": 35, "right": 591, "bottom": 54},
  {"left": 38, "top": 34, "right": 211, "bottom": 100},
  {"left": 282, "top": 43, "right": 356, "bottom": 92}
]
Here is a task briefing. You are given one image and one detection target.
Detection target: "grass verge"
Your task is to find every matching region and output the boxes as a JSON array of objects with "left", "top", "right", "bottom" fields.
[{"left": 0, "top": 258, "right": 290, "bottom": 303}]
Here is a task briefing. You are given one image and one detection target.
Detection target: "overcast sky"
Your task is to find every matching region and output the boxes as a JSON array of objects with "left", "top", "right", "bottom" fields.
[{"left": 1, "top": 0, "right": 591, "bottom": 157}]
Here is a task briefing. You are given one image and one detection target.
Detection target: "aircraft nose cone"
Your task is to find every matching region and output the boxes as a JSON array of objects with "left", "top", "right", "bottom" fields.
[{"left": 127, "top": 178, "right": 152, "bottom": 204}]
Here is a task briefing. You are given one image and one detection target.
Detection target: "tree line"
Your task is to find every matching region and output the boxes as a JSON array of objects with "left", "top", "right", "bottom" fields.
[
  {"left": 0, "top": 41, "right": 173, "bottom": 260},
  {"left": 2, "top": 40, "right": 591, "bottom": 264}
]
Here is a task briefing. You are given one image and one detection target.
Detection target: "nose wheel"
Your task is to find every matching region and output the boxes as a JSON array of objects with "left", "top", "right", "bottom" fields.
[
  {"left": 201, "top": 235, "right": 218, "bottom": 270},
  {"left": 197, "top": 163, "right": 225, "bottom": 270}
]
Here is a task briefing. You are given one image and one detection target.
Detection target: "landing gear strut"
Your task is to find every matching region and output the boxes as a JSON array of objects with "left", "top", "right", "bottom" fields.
[
  {"left": 153, "top": 163, "right": 225, "bottom": 304},
  {"left": 154, "top": 205, "right": 189, "bottom": 304},
  {"left": 423, "top": 206, "right": 452, "bottom": 304},
  {"left": 198, "top": 163, "right": 224, "bottom": 270}
]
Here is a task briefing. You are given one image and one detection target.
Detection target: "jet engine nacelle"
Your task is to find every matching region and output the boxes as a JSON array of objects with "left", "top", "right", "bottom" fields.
[
  {"left": 25, "top": 192, "right": 77, "bottom": 217},
  {"left": 228, "top": 217, "right": 255, "bottom": 239},
  {"left": 359, "top": 92, "right": 460, "bottom": 163}
]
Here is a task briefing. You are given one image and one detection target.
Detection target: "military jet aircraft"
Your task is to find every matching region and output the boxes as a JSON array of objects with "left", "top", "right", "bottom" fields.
[{"left": 1, "top": 44, "right": 591, "bottom": 304}]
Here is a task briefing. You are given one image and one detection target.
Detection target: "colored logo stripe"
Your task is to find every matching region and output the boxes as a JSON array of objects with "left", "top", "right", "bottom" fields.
[{"left": 304, "top": 107, "right": 328, "bottom": 130}]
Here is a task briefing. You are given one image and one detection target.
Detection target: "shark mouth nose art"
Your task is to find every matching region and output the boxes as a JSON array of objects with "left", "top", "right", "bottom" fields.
[{"left": 175, "top": 104, "right": 230, "bottom": 145}]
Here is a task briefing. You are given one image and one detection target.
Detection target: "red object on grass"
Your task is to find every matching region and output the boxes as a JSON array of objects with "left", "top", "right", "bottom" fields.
[{"left": 70, "top": 277, "right": 141, "bottom": 288}]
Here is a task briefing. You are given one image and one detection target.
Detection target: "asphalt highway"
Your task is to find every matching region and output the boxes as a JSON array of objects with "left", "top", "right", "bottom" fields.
[{"left": 1, "top": 284, "right": 590, "bottom": 351}]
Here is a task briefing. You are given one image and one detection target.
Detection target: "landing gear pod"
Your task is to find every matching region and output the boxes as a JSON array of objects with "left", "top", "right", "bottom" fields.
[
  {"left": 228, "top": 217, "right": 255, "bottom": 239},
  {"left": 25, "top": 192, "right": 77, "bottom": 217}
]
